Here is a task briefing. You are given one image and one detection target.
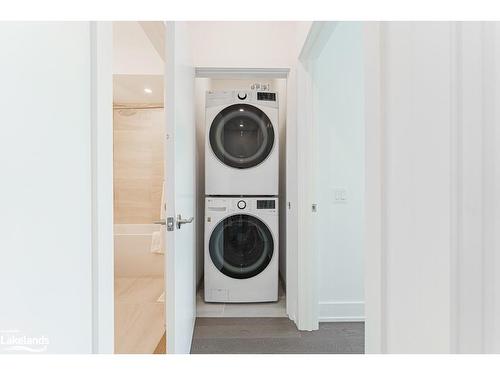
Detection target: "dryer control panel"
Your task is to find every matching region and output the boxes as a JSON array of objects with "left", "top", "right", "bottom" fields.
[{"left": 206, "top": 90, "right": 278, "bottom": 109}]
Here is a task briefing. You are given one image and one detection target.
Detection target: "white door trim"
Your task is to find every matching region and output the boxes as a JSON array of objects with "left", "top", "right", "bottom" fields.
[
  {"left": 195, "top": 67, "right": 290, "bottom": 79},
  {"left": 362, "top": 22, "right": 384, "bottom": 353},
  {"left": 295, "top": 58, "right": 318, "bottom": 331},
  {"left": 294, "top": 21, "right": 340, "bottom": 331},
  {"left": 90, "top": 21, "right": 114, "bottom": 354}
]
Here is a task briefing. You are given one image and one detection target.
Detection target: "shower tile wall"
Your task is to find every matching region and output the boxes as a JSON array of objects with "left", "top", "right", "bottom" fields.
[{"left": 113, "top": 108, "right": 165, "bottom": 224}]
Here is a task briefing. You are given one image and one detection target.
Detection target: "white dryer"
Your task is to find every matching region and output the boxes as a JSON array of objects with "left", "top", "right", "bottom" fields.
[
  {"left": 205, "top": 90, "right": 279, "bottom": 196},
  {"left": 204, "top": 197, "right": 279, "bottom": 303}
]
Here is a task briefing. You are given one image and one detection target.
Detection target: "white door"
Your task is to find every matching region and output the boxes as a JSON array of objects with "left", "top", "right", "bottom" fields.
[{"left": 164, "top": 21, "right": 197, "bottom": 354}]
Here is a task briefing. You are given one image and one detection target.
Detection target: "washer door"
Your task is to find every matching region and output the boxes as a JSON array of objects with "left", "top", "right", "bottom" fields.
[
  {"left": 209, "top": 104, "right": 275, "bottom": 169},
  {"left": 209, "top": 214, "right": 274, "bottom": 279}
]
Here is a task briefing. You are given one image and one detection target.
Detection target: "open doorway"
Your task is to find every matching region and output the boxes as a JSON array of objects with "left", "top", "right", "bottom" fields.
[{"left": 112, "top": 22, "right": 166, "bottom": 354}]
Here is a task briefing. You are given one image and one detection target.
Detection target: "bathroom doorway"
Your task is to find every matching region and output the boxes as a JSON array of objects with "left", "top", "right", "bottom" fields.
[{"left": 112, "top": 22, "right": 166, "bottom": 354}]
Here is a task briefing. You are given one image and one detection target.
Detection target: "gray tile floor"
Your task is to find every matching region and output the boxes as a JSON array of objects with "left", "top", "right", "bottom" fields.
[{"left": 190, "top": 318, "right": 364, "bottom": 354}]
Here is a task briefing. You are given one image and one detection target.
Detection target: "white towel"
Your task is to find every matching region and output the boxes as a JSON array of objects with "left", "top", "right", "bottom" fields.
[
  {"left": 160, "top": 180, "right": 166, "bottom": 220},
  {"left": 150, "top": 230, "right": 165, "bottom": 254},
  {"left": 157, "top": 291, "right": 165, "bottom": 303}
]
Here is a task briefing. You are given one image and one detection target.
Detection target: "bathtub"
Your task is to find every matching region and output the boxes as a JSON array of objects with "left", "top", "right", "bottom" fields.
[{"left": 114, "top": 224, "right": 164, "bottom": 277}]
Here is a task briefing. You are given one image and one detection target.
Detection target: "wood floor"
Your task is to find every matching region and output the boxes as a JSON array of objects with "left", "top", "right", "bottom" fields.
[
  {"left": 115, "top": 277, "right": 165, "bottom": 354},
  {"left": 153, "top": 334, "right": 166, "bottom": 354},
  {"left": 190, "top": 318, "right": 364, "bottom": 354}
]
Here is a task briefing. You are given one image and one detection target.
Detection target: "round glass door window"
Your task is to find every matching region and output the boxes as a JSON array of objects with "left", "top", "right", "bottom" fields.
[
  {"left": 209, "top": 104, "right": 275, "bottom": 169},
  {"left": 209, "top": 214, "right": 274, "bottom": 279}
]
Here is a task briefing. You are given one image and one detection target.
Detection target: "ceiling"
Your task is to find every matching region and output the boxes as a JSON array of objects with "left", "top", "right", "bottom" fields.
[
  {"left": 113, "top": 22, "right": 164, "bottom": 105},
  {"left": 113, "top": 74, "right": 163, "bottom": 105},
  {"left": 113, "top": 21, "right": 164, "bottom": 75}
]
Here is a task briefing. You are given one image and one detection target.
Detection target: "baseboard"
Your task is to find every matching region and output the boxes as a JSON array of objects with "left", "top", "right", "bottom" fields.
[{"left": 318, "top": 301, "right": 365, "bottom": 322}]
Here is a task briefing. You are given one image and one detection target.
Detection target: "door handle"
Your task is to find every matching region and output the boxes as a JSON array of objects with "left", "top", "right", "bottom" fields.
[
  {"left": 176, "top": 214, "right": 194, "bottom": 229},
  {"left": 156, "top": 217, "right": 175, "bottom": 231}
]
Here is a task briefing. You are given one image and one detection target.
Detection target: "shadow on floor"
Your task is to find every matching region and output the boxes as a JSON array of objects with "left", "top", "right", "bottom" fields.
[{"left": 190, "top": 318, "right": 364, "bottom": 354}]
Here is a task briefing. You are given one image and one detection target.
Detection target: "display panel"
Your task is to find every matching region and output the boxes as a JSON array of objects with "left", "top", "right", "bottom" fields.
[
  {"left": 257, "top": 200, "right": 276, "bottom": 209},
  {"left": 257, "top": 92, "right": 276, "bottom": 101}
]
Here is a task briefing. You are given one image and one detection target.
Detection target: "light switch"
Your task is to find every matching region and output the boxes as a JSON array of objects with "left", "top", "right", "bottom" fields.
[{"left": 332, "top": 187, "right": 348, "bottom": 204}]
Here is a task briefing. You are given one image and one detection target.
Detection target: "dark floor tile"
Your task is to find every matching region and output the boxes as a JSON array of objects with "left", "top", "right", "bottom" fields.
[
  {"left": 195, "top": 317, "right": 293, "bottom": 327},
  {"left": 190, "top": 318, "right": 365, "bottom": 354},
  {"left": 194, "top": 323, "right": 301, "bottom": 339}
]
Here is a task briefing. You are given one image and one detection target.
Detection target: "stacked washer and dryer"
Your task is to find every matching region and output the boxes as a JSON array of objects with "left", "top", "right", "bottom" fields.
[{"left": 204, "top": 90, "right": 280, "bottom": 303}]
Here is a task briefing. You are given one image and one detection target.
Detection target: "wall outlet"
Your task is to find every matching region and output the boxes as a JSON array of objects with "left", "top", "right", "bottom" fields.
[{"left": 332, "top": 187, "right": 348, "bottom": 204}]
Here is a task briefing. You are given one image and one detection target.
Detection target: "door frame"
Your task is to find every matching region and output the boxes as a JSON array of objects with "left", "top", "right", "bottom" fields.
[
  {"left": 295, "top": 21, "right": 382, "bottom": 349},
  {"left": 89, "top": 21, "right": 114, "bottom": 354},
  {"left": 193, "top": 67, "right": 298, "bottom": 323},
  {"left": 294, "top": 21, "right": 340, "bottom": 332}
]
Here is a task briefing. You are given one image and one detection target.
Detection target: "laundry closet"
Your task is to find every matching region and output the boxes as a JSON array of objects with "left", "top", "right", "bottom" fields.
[{"left": 194, "top": 77, "right": 288, "bottom": 316}]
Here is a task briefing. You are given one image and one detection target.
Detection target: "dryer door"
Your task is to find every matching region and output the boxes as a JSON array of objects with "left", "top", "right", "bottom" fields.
[
  {"left": 209, "top": 104, "right": 275, "bottom": 169},
  {"left": 209, "top": 214, "right": 274, "bottom": 279}
]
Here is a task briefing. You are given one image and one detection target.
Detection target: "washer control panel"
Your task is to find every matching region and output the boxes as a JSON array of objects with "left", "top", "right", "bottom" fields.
[{"left": 206, "top": 197, "right": 278, "bottom": 215}]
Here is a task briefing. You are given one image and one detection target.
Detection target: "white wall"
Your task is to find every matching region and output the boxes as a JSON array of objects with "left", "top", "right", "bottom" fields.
[
  {"left": 188, "top": 22, "right": 297, "bottom": 68},
  {"left": 385, "top": 22, "right": 453, "bottom": 353},
  {"left": 312, "top": 22, "right": 365, "bottom": 322},
  {"left": 364, "top": 21, "right": 500, "bottom": 353},
  {"left": 0, "top": 22, "right": 96, "bottom": 353}
]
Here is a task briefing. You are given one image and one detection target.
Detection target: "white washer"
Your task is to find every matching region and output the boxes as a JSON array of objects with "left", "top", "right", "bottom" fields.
[
  {"left": 205, "top": 90, "right": 279, "bottom": 196},
  {"left": 204, "top": 197, "right": 279, "bottom": 303}
]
